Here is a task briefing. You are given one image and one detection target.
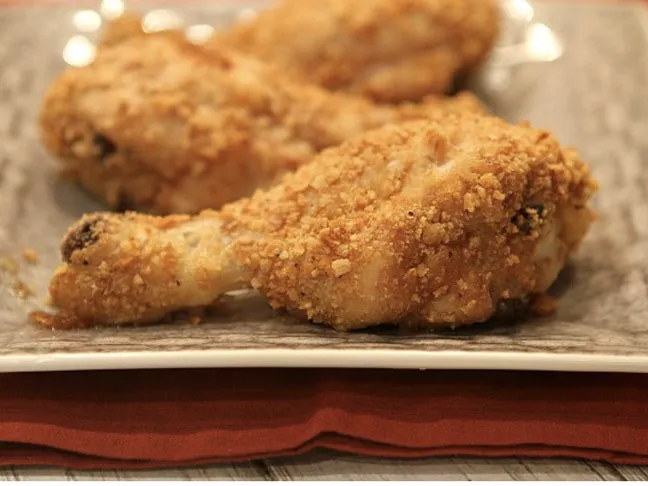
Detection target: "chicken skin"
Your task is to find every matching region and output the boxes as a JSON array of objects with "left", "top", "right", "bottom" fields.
[
  {"left": 210, "top": 0, "right": 501, "bottom": 103},
  {"left": 40, "top": 26, "right": 484, "bottom": 214},
  {"left": 47, "top": 114, "right": 598, "bottom": 331}
]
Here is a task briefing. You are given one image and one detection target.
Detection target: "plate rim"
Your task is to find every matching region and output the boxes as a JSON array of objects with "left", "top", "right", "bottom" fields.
[{"left": 3, "top": 349, "right": 648, "bottom": 373}]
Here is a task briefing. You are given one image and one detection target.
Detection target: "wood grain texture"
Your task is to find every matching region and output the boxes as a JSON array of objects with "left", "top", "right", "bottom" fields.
[
  {"left": 0, "top": 2, "right": 647, "bottom": 368},
  {"left": 0, "top": 463, "right": 267, "bottom": 481},
  {"left": 2, "top": 454, "right": 648, "bottom": 480},
  {"left": 266, "top": 454, "right": 625, "bottom": 481}
]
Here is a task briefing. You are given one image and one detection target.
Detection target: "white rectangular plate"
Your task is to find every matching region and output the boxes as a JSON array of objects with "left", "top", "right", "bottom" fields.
[{"left": 1, "top": 1, "right": 648, "bottom": 373}]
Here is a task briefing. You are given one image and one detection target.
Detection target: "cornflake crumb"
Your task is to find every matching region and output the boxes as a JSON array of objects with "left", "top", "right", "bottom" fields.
[
  {"left": 0, "top": 255, "right": 19, "bottom": 275},
  {"left": 331, "top": 258, "right": 352, "bottom": 277},
  {"left": 29, "top": 310, "right": 89, "bottom": 329},
  {"left": 12, "top": 280, "right": 35, "bottom": 300},
  {"left": 22, "top": 248, "right": 39, "bottom": 264},
  {"left": 530, "top": 294, "right": 558, "bottom": 316}
]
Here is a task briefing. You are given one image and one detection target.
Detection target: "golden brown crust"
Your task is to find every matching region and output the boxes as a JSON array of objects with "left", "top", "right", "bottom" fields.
[
  {"left": 49, "top": 211, "right": 244, "bottom": 326},
  {"left": 48, "top": 114, "right": 599, "bottom": 330},
  {"left": 98, "top": 10, "right": 149, "bottom": 47},
  {"left": 220, "top": 116, "right": 598, "bottom": 329},
  {"left": 40, "top": 27, "right": 484, "bottom": 214},
  {"left": 212, "top": 0, "right": 500, "bottom": 102}
]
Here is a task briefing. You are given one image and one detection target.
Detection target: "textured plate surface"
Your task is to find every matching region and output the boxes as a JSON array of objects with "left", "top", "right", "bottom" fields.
[{"left": 1, "top": 1, "right": 648, "bottom": 372}]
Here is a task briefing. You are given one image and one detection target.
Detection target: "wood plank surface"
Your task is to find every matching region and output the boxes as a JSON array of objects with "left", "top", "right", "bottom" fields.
[
  {"left": 1, "top": 454, "right": 647, "bottom": 481},
  {"left": 0, "top": 463, "right": 268, "bottom": 481}
]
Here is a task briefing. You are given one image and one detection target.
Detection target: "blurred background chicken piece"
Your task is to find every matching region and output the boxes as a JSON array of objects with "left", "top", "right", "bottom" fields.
[
  {"left": 40, "top": 19, "right": 484, "bottom": 215},
  {"left": 209, "top": 0, "right": 501, "bottom": 103}
]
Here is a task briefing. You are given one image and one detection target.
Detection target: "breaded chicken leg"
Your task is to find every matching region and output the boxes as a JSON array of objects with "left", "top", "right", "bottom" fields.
[
  {"left": 40, "top": 28, "right": 484, "bottom": 214},
  {"left": 48, "top": 114, "right": 598, "bottom": 330},
  {"left": 210, "top": 0, "right": 500, "bottom": 103}
]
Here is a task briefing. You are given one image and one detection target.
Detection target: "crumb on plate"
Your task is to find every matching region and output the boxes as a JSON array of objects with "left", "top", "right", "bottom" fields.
[
  {"left": 29, "top": 310, "right": 90, "bottom": 329},
  {"left": 12, "top": 280, "right": 35, "bottom": 300},
  {"left": 0, "top": 255, "right": 19, "bottom": 275},
  {"left": 530, "top": 294, "right": 559, "bottom": 316},
  {"left": 22, "top": 248, "right": 39, "bottom": 264}
]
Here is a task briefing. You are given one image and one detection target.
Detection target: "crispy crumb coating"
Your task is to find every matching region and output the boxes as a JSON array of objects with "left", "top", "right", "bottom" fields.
[
  {"left": 98, "top": 11, "right": 148, "bottom": 47},
  {"left": 39, "top": 27, "right": 484, "bottom": 214},
  {"left": 211, "top": 0, "right": 500, "bottom": 103},
  {"left": 48, "top": 114, "right": 599, "bottom": 330}
]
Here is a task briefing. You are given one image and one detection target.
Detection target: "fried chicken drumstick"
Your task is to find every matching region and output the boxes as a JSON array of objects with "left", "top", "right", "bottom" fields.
[
  {"left": 40, "top": 26, "right": 483, "bottom": 215},
  {"left": 210, "top": 0, "right": 501, "bottom": 103},
  {"left": 48, "top": 114, "right": 598, "bottom": 331}
]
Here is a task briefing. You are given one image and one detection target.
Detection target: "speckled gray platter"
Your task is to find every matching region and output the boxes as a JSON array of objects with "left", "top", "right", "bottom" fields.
[{"left": 0, "top": 1, "right": 647, "bottom": 373}]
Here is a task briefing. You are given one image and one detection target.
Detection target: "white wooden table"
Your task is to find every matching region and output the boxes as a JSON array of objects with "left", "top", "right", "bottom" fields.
[{"left": 1, "top": 454, "right": 647, "bottom": 481}]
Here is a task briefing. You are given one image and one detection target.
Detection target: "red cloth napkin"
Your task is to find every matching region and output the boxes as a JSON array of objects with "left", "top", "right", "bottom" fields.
[{"left": 0, "top": 368, "right": 647, "bottom": 469}]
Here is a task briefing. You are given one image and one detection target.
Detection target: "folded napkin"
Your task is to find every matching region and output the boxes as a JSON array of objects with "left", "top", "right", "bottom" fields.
[{"left": 0, "top": 368, "right": 647, "bottom": 469}]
